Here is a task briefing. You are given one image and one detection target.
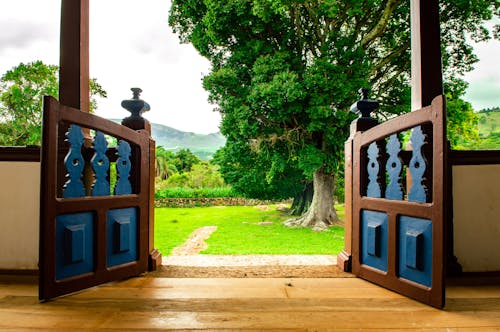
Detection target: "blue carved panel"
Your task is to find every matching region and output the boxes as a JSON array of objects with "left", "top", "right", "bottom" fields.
[
  {"left": 62, "top": 125, "right": 86, "bottom": 198},
  {"left": 385, "top": 134, "right": 403, "bottom": 200},
  {"left": 361, "top": 210, "right": 388, "bottom": 272},
  {"left": 91, "top": 131, "right": 110, "bottom": 196},
  {"left": 115, "top": 140, "right": 132, "bottom": 195},
  {"left": 115, "top": 220, "right": 131, "bottom": 253},
  {"left": 64, "top": 225, "right": 85, "bottom": 264},
  {"left": 107, "top": 208, "right": 138, "bottom": 267},
  {"left": 367, "top": 222, "right": 381, "bottom": 257},
  {"left": 398, "top": 216, "right": 432, "bottom": 287},
  {"left": 408, "top": 126, "right": 428, "bottom": 203},
  {"left": 56, "top": 212, "right": 94, "bottom": 280},
  {"left": 405, "top": 230, "right": 424, "bottom": 270},
  {"left": 366, "top": 142, "right": 382, "bottom": 198}
]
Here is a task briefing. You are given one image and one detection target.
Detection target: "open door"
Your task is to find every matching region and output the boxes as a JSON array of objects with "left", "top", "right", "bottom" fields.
[
  {"left": 39, "top": 97, "right": 152, "bottom": 301},
  {"left": 352, "top": 95, "right": 447, "bottom": 308}
]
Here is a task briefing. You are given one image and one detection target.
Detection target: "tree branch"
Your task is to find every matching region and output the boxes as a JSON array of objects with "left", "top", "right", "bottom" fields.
[{"left": 361, "top": 0, "right": 403, "bottom": 48}]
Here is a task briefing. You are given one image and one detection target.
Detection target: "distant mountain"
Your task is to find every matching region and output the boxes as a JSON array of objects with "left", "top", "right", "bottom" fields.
[
  {"left": 151, "top": 123, "right": 225, "bottom": 159},
  {"left": 110, "top": 119, "right": 226, "bottom": 160}
]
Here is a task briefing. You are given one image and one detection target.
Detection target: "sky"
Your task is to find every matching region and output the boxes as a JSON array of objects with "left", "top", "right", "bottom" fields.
[{"left": 0, "top": 1, "right": 498, "bottom": 135}]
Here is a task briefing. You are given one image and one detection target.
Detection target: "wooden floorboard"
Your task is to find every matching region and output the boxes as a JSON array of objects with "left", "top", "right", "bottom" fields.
[{"left": 1, "top": 275, "right": 500, "bottom": 331}]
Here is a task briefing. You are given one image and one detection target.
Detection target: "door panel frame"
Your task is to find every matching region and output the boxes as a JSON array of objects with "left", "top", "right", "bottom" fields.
[
  {"left": 352, "top": 95, "right": 446, "bottom": 308},
  {"left": 39, "top": 96, "right": 151, "bottom": 301}
]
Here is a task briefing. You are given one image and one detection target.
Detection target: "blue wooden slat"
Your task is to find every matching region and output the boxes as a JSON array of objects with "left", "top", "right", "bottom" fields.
[
  {"left": 408, "top": 126, "right": 428, "bottom": 202},
  {"left": 115, "top": 140, "right": 132, "bottom": 195},
  {"left": 63, "top": 125, "right": 86, "bottom": 198},
  {"left": 385, "top": 134, "right": 404, "bottom": 200},
  {"left": 398, "top": 216, "right": 432, "bottom": 287},
  {"left": 91, "top": 131, "right": 110, "bottom": 196},
  {"left": 367, "top": 142, "right": 382, "bottom": 198}
]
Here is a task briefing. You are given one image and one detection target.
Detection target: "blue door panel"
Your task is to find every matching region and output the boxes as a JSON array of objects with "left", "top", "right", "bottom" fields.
[
  {"left": 107, "top": 208, "right": 138, "bottom": 267},
  {"left": 361, "top": 210, "right": 388, "bottom": 272},
  {"left": 398, "top": 216, "right": 433, "bottom": 287},
  {"left": 56, "top": 212, "right": 95, "bottom": 280}
]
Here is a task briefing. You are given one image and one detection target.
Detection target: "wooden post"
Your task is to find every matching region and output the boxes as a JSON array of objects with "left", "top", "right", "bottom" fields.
[
  {"left": 121, "top": 89, "right": 161, "bottom": 271},
  {"left": 410, "top": 0, "right": 443, "bottom": 110},
  {"left": 338, "top": 89, "right": 379, "bottom": 272},
  {"left": 59, "top": 0, "right": 90, "bottom": 113},
  {"left": 411, "top": 0, "right": 462, "bottom": 276}
]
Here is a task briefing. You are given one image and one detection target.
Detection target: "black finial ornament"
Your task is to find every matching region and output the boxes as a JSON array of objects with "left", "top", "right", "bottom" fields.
[
  {"left": 121, "top": 87, "right": 150, "bottom": 119},
  {"left": 121, "top": 88, "right": 151, "bottom": 131},
  {"left": 350, "top": 88, "right": 379, "bottom": 119}
]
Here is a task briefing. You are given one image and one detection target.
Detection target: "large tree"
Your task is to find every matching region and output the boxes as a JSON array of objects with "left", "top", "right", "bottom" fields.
[
  {"left": 169, "top": 0, "right": 497, "bottom": 230},
  {"left": 0, "top": 61, "right": 107, "bottom": 146}
]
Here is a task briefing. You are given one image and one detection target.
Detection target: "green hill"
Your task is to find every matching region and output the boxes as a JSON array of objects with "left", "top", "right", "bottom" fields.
[
  {"left": 151, "top": 123, "right": 225, "bottom": 159},
  {"left": 478, "top": 108, "right": 500, "bottom": 137},
  {"left": 471, "top": 109, "right": 500, "bottom": 150},
  {"left": 110, "top": 120, "right": 225, "bottom": 159}
]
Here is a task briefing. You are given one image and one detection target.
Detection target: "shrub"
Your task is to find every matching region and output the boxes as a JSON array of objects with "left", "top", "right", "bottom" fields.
[{"left": 155, "top": 186, "right": 238, "bottom": 199}]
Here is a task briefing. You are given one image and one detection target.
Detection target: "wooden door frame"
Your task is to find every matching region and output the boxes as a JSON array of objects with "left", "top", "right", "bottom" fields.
[
  {"left": 338, "top": 0, "right": 445, "bottom": 272},
  {"left": 56, "top": 0, "right": 160, "bottom": 270}
]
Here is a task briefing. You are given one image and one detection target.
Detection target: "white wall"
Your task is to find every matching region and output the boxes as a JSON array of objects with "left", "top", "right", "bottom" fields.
[
  {"left": 453, "top": 165, "right": 500, "bottom": 272},
  {"left": 0, "top": 162, "right": 39, "bottom": 270}
]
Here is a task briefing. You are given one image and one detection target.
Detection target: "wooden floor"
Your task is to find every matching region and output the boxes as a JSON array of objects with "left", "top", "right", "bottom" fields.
[{"left": 1, "top": 274, "right": 500, "bottom": 331}]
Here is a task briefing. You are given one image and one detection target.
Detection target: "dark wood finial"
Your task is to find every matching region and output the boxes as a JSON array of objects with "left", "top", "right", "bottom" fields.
[
  {"left": 350, "top": 88, "right": 379, "bottom": 119},
  {"left": 121, "top": 88, "right": 151, "bottom": 133}
]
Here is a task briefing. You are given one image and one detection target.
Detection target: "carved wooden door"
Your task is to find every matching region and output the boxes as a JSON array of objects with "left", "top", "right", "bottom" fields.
[
  {"left": 39, "top": 97, "right": 152, "bottom": 301},
  {"left": 352, "top": 96, "right": 447, "bottom": 308}
]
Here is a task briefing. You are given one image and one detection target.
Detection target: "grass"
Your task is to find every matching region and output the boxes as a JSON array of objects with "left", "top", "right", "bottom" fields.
[{"left": 154, "top": 205, "right": 345, "bottom": 256}]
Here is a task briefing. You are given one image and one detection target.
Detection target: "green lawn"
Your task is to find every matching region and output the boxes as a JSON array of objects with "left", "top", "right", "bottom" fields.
[{"left": 154, "top": 205, "right": 344, "bottom": 255}]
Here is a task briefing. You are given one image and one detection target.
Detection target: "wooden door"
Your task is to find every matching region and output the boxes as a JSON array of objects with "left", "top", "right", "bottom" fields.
[
  {"left": 39, "top": 97, "right": 152, "bottom": 301},
  {"left": 352, "top": 95, "right": 447, "bottom": 308}
]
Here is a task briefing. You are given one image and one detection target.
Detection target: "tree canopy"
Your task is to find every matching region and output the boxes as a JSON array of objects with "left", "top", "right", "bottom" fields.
[
  {"left": 0, "top": 61, "right": 107, "bottom": 146},
  {"left": 169, "top": 0, "right": 497, "bottom": 229}
]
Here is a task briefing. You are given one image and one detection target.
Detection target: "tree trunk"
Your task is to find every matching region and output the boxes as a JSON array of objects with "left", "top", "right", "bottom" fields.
[
  {"left": 284, "top": 168, "right": 339, "bottom": 231},
  {"left": 289, "top": 181, "right": 313, "bottom": 216}
]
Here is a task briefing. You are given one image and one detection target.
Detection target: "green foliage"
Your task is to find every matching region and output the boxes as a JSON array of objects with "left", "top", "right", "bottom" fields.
[
  {"left": 163, "top": 173, "right": 190, "bottom": 188},
  {"left": 444, "top": 81, "right": 479, "bottom": 148},
  {"left": 156, "top": 159, "right": 227, "bottom": 188},
  {"left": 170, "top": 0, "right": 496, "bottom": 202},
  {"left": 154, "top": 205, "right": 344, "bottom": 255},
  {"left": 0, "top": 61, "right": 57, "bottom": 145},
  {"left": 172, "top": 148, "right": 201, "bottom": 173},
  {"left": 155, "top": 186, "right": 237, "bottom": 199},
  {"left": 0, "top": 61, "right": 107, "bottom": 146},
  {"left": 155, "top": 146, "right": 178, "bottom": 180},
  {"left": 187, "top": 163, "right": 226, "bottom": 187},
  {"left": 212, "top": 145, "right": 305, "bottom": 200}
]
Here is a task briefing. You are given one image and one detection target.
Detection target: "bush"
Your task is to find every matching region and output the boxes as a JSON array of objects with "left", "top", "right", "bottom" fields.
[{"left": 155, "top": 186, "right": 238, "bottom": 199}]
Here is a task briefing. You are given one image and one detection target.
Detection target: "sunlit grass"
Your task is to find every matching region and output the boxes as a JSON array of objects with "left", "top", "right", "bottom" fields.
[{"left": 154, "top": 205, "right": 344, "bottom": 255}]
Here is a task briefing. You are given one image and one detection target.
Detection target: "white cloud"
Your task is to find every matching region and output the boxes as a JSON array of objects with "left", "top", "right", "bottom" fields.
[
  {"left": 0, "top": 1, "right": 498, "bottom": 129},
  {"left": 0, "top": 0, "right": 220, "bottom": 134}
]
